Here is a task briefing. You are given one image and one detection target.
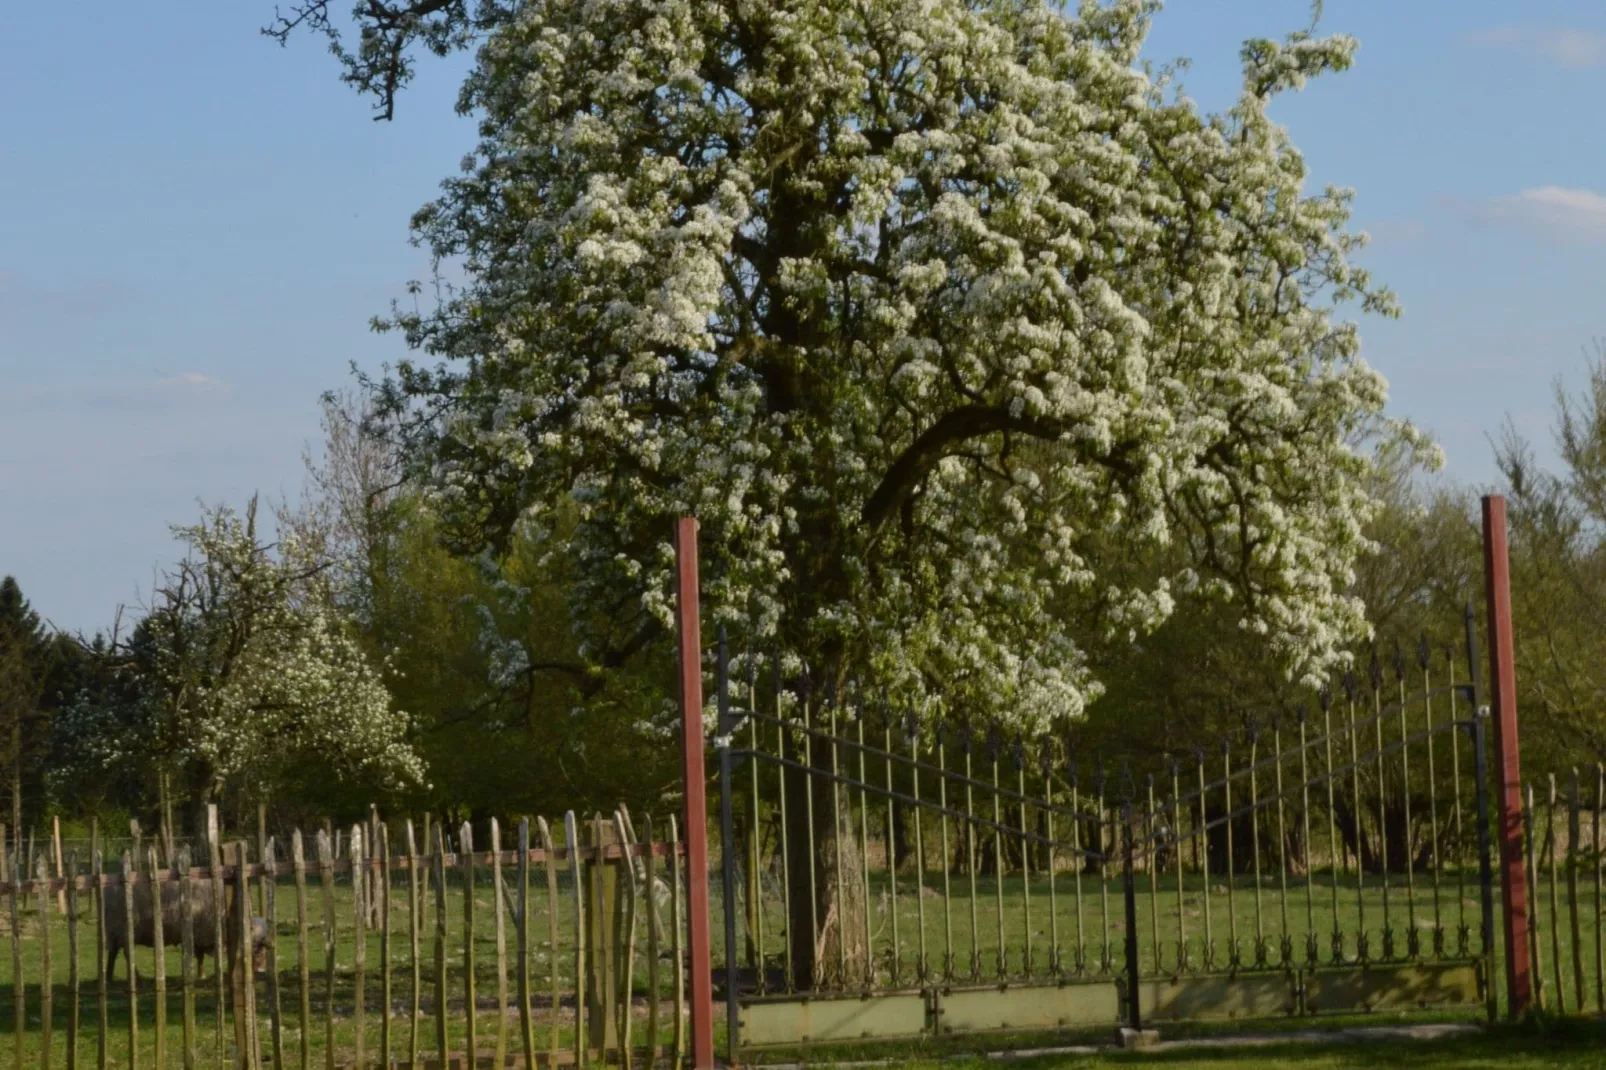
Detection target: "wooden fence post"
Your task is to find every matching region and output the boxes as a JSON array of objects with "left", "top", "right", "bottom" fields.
[
  {"left": 52, "top": 816, "right": 65, "bottom": 914},
  {"left": 675, "top": 517, "right": 715, "bottom": 1070},
  {"left": 583, "top": 818, "right": 621, "bottom": 1054},
  {"left": 1483, "top": 494, "right": 1532, "bottom": 1016}
]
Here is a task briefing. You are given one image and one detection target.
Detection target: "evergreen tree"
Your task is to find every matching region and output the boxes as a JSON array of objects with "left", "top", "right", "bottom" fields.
[{"left": 0, "top": 577, "right": 84, "bottom": 836}]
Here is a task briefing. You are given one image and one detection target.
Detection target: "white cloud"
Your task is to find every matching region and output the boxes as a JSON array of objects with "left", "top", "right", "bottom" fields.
[
  {"left": 157, "top": 372, "right": 228, "bottom": 392},
  {"left": 1, "top": 373, "right": 232, "bottom": 410},
  {"left": 1467, "top": 26, "right": 1606, "bottom": 68},
  {"left": 1481, "top": 186, "right": 1606, "bottom": 239},
  {"left": 0, "top": 272, "right": 133, "bottom": 316}
]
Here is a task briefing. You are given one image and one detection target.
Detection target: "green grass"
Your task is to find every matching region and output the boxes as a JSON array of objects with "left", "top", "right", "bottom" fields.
[
  {"left": 732, "top": 863, "right": 1603, "bottom": 1007},
  {"left": 0, "top": 863, "right": 643, "bottom": 1068},
  {"left": 0, "top": 856, "right": 1597, "bottom": 1068}
]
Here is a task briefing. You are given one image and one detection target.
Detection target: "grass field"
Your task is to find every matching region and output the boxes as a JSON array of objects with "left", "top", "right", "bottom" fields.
[
  {"left": 737, "top": 862, "right": 1602, "bottom": 1012},
  {"left": 0, "top": 855, "right": 1597, "bottom": 1068}
]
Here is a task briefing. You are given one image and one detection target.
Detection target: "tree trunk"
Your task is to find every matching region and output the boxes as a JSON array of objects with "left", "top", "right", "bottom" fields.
[
  {"left": 10, "top": 714, "right": 21, "bottom": 858},
  {"left": 891, "top": 802, "right": 912, "bottom": 870},
  {"left": 182, "top": 764, "right": 220, "bottom": 846},
  {"left": 782, "top": 729, "right": 869, "bottom": 990}
]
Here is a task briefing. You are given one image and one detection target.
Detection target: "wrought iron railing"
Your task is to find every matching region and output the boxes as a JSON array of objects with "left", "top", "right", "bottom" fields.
[{"left": 712, "top": 617, "right": 1499, "bottom": 1051}]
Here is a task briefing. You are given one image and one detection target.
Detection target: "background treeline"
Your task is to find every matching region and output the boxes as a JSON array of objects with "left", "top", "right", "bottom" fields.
[
  {"left": 1075, "top": 347, "right": 1606, "bottom": 787},
  {"left": 7, "top": 352, "right": 1606, "bottom": 846},
  {"left": 1, "top": 391, "right": 683, "bottom": 844}
]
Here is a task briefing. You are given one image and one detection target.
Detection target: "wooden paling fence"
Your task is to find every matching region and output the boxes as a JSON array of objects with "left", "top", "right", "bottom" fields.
[
  {"left": 1522, "top": 766, "right": 1606, "bottom": 1017},
  {"left": 0, "top": 807, "right": 689, "bottom": 1070}
]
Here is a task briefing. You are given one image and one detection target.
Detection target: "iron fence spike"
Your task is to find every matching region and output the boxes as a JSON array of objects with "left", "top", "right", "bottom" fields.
[
  {"left": 1417, "top": 633, "right": 1431, "bottom": 670},
  {"left": 1369, "top": 645, "right": 1383, "bottom": 690}
]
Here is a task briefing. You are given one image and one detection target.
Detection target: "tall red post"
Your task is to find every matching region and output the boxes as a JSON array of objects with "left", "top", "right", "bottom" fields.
[
  {"left": 1482, "top": 495, "right": 1531, "bottom": 1017},
  {"left": 675, "top": 517, "right": 716, "bottom": 1068}
]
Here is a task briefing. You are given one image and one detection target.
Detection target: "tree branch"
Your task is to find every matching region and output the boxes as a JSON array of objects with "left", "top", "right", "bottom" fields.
[
  {"left": 863, "top": 404, "right": 1132, "bottom": 538},
  {"left": 262, "top": 0, "right": 490, "bottom": 120}
]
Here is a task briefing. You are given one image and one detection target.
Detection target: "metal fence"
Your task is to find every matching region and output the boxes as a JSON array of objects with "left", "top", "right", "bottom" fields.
[{"left": 709, "top": 618, "right": 1498, "bottom": 1054}]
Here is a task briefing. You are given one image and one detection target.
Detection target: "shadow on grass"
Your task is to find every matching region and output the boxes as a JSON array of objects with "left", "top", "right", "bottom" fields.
[{"left": 896, "top": 1018, "right": 1606, "bottom": 1068}]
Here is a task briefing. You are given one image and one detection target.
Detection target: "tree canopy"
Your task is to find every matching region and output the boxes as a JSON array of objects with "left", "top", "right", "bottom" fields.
[{"left": 332, "top": 0, "right": 1434, "bottom": 729}]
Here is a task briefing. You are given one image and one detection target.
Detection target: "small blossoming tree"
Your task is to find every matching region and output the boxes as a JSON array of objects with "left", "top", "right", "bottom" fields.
[{"left": 57, "top": 499, "right": 423, "bottom": 832}]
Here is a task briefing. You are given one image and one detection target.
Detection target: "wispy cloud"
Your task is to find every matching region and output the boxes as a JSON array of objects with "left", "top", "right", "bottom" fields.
[
  {"left": 1477, "top": 186, "right": 1606, "bottom": 240},
  {"left": 2, "top": 374, "right": 232, "bottom": 411},
  {"left": 156, "top": 372, "right": 229, "bottom": 394},
  {"left": 1467, "top": 26, "right": 1606, "bottom": 68},
  {"left": 0, "top": 270, "right": 134, "bottom": 316}
]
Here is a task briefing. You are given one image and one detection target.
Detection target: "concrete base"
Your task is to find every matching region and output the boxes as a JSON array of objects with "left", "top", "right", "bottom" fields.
[{"left": 1115, "top": 1027, "right": 1161, "bottom": 1050}]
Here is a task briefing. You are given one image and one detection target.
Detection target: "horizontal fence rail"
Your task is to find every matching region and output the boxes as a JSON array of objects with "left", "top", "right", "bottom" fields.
[{"left": 0, "top": 808, "right": 690, "bottom": 1070}]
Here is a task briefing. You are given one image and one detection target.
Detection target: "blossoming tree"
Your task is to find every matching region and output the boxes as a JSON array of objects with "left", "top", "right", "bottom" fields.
[
  {"left": 57, "top": 500, "right": 423, "bottom": 833},
  {"left": 277, "top": 0, "right": 1432, "bottom": 983}
]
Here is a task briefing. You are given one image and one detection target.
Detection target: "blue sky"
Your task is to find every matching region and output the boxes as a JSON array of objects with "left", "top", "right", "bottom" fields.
[{"left": 2, "top": 1, "right": 1603, "bottom": 633}]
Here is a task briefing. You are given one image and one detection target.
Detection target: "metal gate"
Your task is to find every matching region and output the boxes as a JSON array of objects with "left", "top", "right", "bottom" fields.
[{"left": 711, "top": 615, "right": 1499, "bottom": 1056}]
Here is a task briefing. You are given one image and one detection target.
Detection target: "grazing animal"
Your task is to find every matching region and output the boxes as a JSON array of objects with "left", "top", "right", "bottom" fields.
[{"left": 104, "top": 878, "right": 269, "bottom": 980}]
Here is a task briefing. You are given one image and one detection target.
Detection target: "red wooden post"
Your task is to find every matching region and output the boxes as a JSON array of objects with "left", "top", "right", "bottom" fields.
[
  {"left": 675, "top": 518, "right": 716, "bottom": 1068},
  {"left": 1482, "top": 495, "right": 1532, "bottom": 1017}
]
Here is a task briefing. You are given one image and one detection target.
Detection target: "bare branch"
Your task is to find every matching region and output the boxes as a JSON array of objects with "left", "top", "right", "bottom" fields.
[{"left": 262, "top": 0, "right": 506, "bottom": 120}]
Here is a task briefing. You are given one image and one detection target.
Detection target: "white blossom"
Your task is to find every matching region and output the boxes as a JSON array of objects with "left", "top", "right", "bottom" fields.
[
  {"left": 379, "top": 0, "right": 1432, "bottom": 733},
  {"left": 62, "top": 504, "right": 424, "bottom": 797}
]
